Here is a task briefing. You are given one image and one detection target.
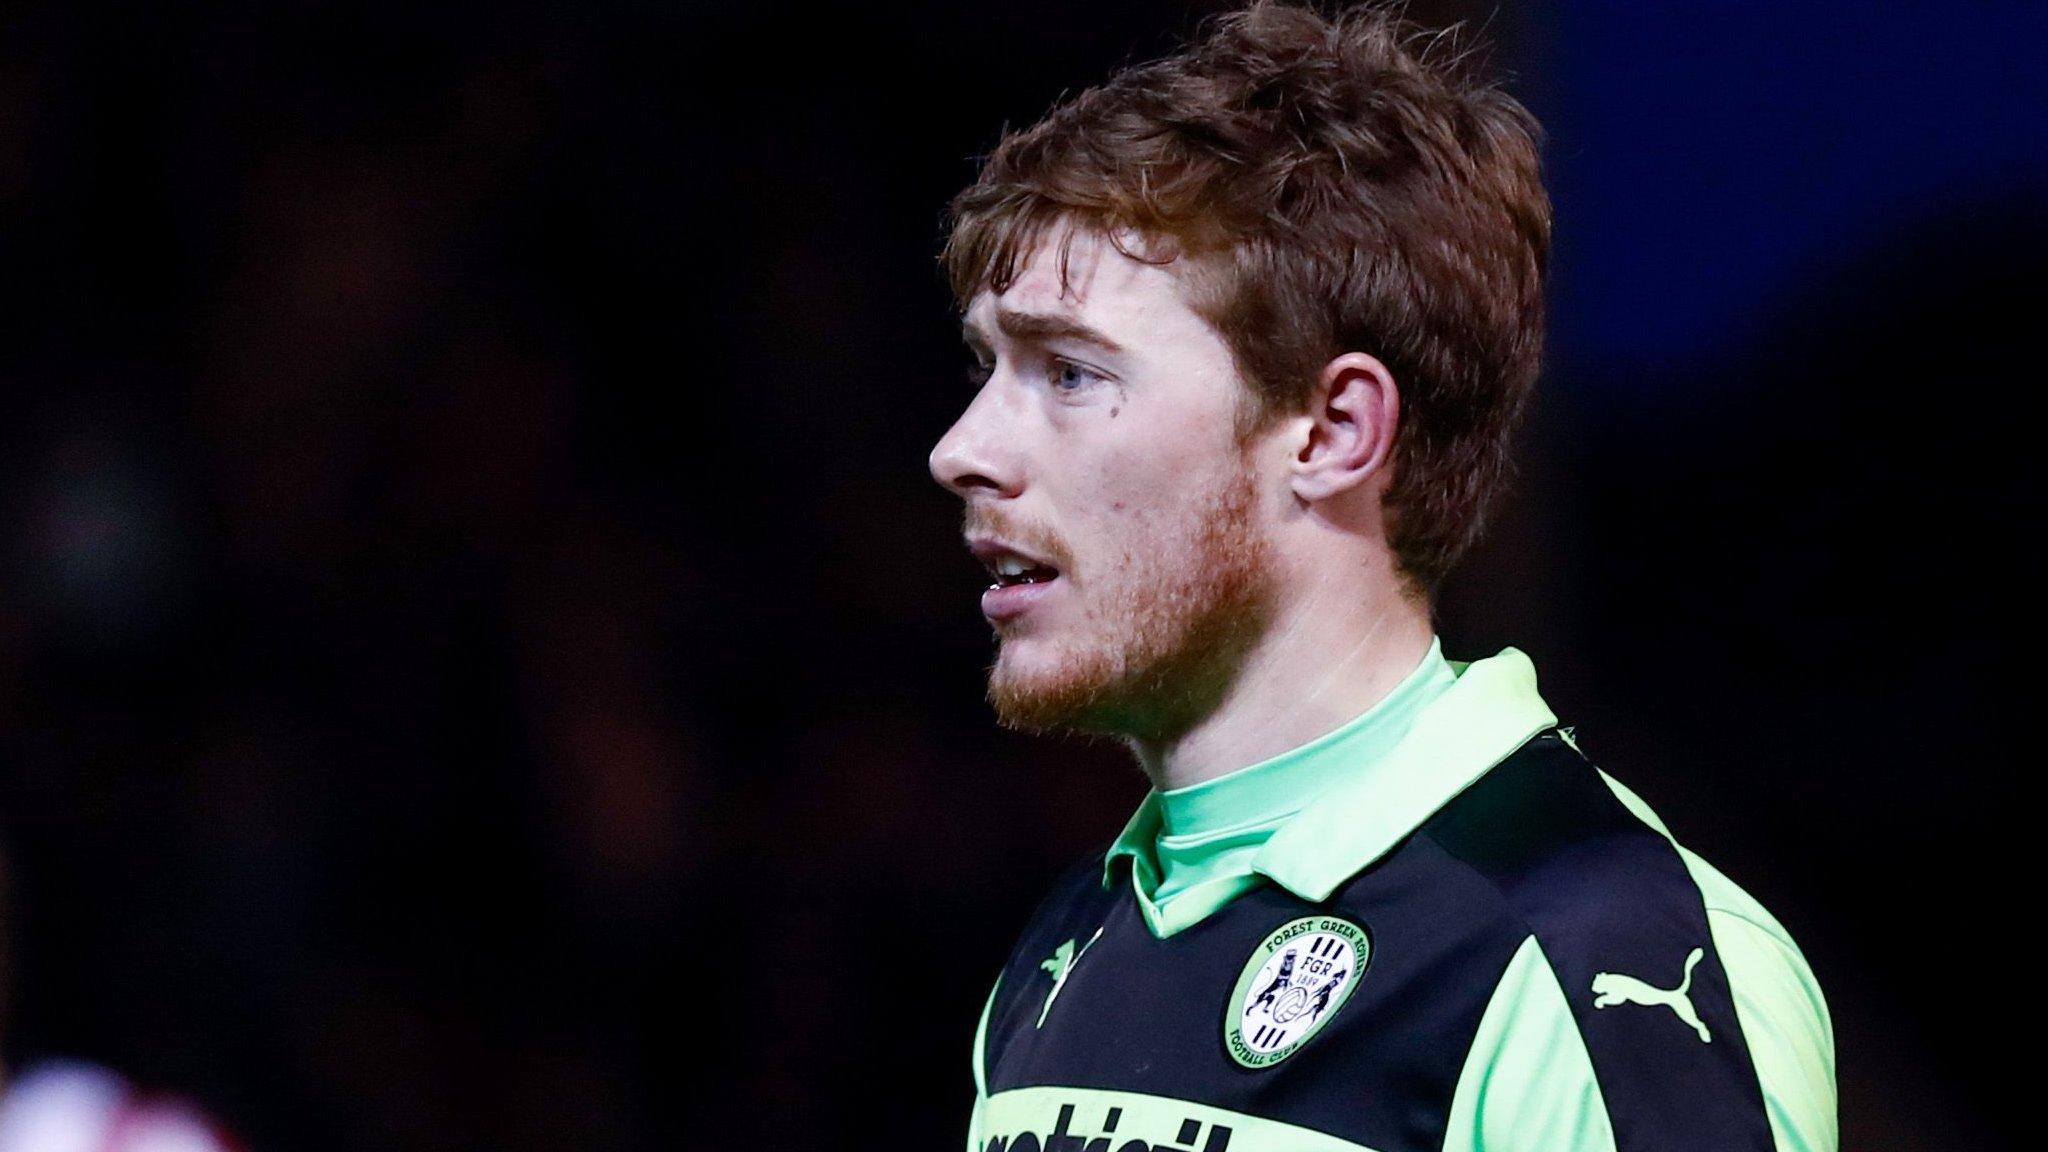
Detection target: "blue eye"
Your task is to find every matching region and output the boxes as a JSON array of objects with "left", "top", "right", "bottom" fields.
[{"left": 1049, "top": 358, "right": 1104, "bottom": 393}]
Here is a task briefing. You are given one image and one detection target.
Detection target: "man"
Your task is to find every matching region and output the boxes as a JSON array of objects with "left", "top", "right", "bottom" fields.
[{"left": 928, "top": 4, "right": 1835, "bottom": 1152}]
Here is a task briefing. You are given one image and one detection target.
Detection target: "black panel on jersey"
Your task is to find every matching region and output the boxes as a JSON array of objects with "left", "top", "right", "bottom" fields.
[
  {"left": 1419, "top": 732, "right": 1775, "bottom": 1152},
  {"left": 984, "top": 825, "right": 1530, "bottom": 1149},
  {"left": 980, "top": 851, "right": 1124, "bottom": 1079}
]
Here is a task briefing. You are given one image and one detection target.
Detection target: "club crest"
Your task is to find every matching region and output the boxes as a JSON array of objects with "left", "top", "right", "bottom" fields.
[{"left": 1224, "top": 915, "right": 1370, "bottom": 1069}]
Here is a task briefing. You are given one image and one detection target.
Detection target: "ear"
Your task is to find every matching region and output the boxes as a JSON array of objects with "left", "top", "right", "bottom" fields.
[{"left": 1286, "top": 352, "right": 1400, "bottom": 503}]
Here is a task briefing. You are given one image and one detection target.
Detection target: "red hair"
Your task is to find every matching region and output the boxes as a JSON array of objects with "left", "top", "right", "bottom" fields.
[{"left": 943, "top": 1, "right": 1551, "bottom": 597}]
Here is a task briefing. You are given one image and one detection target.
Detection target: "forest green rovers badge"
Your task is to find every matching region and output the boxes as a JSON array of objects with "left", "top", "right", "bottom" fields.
[{"left": 1225, "top": 915, "right": 1370, "bottom": 1068}]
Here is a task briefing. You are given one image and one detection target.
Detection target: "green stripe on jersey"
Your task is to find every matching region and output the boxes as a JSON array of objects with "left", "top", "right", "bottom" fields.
[
  {"left": 978, "top": 1086, "right": 1384, "bottom": 1152},
  {"left": 1443, "top": 935, "right": 1618, "bottom": 1152},
  {"left": 1597, "top": 771, "right": 1837, "bottom": 1152}
]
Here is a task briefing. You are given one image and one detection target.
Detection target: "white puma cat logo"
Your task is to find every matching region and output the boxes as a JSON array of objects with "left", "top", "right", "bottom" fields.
[
  {"left": 1036, "top": 926, "right": 1103, "bottom": 1028},
  {"left": 1591, "top": 946, "right": 1712, "bottom": 1043}
]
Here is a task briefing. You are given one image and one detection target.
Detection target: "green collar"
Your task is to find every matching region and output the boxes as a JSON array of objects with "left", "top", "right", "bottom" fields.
[
  {"left": 1102, "top": 647, "right": 1559, "bottom": 936},
  {"left": 1152, "top": 636, "right": 1454, "bottom": 841}
]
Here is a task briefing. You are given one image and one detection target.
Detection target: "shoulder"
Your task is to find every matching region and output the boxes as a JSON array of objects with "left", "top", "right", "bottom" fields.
[
  {"left": 1418, "top": 730, "right": 1729, "bottom": 1001},
  {"left": 1603, "top": 771, "right": 1838, "bottom": 1152},
  {"left": 1419, "top": 730, "right": 1822, "bottom": 984},
  {"left": 1421, "top": 729, "right": 1836, "bottom": 1152},
  {"left": 981, "top": 847, "right": 1121, "bottom": 1031},
  {"left": 1015, "top": 847, "right": 1121, "bottom": 945},
  {"left": 1420, "top": 729, "right": 1690, "bottom": 916}
]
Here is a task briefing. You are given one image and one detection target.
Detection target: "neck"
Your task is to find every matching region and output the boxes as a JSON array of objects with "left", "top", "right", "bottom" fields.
[{"left": 1125, "top": 569, "right": 1435, "bottom": 792}]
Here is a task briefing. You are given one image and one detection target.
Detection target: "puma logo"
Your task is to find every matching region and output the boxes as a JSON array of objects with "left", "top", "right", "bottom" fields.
[
  {"left": 1591, "top": 946, "right": 1712, "bottom": 1043},
  {"left": 1037, "top": 926, "right": 1103, "bottom": 1028}
]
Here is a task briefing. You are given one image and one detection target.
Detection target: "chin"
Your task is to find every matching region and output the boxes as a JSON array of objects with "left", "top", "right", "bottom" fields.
[
  {"left": 988, "top": 637, "right": 1070, "bottom": 701},
  {"left": 986, "top": 636, "right": 1119, "bottom": 735}
]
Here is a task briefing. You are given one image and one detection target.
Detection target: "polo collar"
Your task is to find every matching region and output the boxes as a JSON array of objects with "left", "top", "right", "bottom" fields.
[{"left": 1103, "top": 647, "right": 1556, "bottom": 908}]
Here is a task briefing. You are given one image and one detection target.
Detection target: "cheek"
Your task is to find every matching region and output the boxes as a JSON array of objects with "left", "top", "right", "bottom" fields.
[
  {"left": 1106, "top": 459, "right": 1205, "bottom": 523},
  {"left": 1059, "top": 420, "right": 1236, "bottom": 560},
  {"left": 1075, "top": 473, "right": 1193, "bottom": 570}
]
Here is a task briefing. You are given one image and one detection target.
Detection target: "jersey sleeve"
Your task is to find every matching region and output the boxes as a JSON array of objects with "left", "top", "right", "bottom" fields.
[
  {"left": 1444, "top": 919, "right": 1835, "bottom": 1152},
  {"left": 1701, "top": 898, "right": 1838, "bottom": 1152},
  {"left": 1603, "top": 772, "right": 1838, "bottom": 1152},
  {"left": 1441, "top": 767, "right": 1838, "bottom": 1152}
]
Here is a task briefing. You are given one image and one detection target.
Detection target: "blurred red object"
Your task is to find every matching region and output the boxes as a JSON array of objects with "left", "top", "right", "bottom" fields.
[{"left": 0, "top": 1061, "right": 240, "bottom": 1152}]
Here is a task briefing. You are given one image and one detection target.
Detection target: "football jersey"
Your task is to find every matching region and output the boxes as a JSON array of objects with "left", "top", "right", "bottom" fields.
[{"left": 964, "top": 649, "right": 1835, "bottom": 1152}]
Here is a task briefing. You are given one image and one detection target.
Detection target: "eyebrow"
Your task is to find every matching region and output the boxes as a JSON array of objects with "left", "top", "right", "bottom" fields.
[{"left": 963, "top": 308, "right": 1127, "bottom": 357}]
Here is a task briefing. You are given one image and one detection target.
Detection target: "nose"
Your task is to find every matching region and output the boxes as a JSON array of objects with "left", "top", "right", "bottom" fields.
[{"left": 928, "top": 384, "right": 1020, "bottom": 499}]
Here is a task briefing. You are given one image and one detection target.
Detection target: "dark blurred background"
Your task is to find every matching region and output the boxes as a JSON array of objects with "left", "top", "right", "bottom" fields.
[{"left": 0, "top": 1, "right": 2038, "bottom": 1148}]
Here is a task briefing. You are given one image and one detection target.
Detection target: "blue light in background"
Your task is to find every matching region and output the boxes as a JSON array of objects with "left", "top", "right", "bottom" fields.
[{"left": 1530, "top": 1, "right": 2047, "bottom": 386}]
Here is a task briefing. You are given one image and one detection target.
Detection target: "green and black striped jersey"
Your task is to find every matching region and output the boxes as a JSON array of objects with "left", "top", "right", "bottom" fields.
[{"left": 966, "top": 649, "right": 1835, "bottom": 1152}]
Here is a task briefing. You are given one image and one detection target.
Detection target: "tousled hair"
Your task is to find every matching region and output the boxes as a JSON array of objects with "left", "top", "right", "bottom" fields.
[{"left": 942, "top": 1, "right": 1551, "bottom": 598}]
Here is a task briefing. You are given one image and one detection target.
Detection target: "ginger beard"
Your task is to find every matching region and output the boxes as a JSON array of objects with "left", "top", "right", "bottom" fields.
[{"left": 982, "top": 457, "right": 1278, "bottom": 742}]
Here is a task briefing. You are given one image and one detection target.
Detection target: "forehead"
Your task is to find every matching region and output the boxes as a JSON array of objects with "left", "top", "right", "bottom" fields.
[{"left": 962, "top": 226, "right": 1208, "bottom": 346}]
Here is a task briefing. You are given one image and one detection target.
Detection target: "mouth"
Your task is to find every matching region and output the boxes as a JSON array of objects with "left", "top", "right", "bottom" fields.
[
  {"left": 967, "top": 538, "right": 1064, "bottom": 622},
  {"left": 979, "top": 551, "right": 1061, "bottom": 589}
]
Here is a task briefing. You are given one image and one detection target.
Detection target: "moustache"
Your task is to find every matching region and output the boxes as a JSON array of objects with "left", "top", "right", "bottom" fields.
[{"left": 962, "top": 505, "right": 1074, "bottom": 574}]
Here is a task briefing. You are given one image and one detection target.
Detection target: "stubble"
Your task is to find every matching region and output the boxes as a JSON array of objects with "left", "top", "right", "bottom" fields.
[{"left": 988, "top": 460, "right": 1276, "bottom": 742}]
